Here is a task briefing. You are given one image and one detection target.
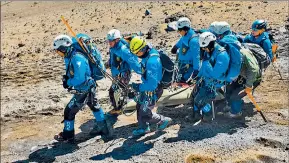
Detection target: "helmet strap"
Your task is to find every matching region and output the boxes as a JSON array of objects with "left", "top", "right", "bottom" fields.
[{"left": 64, "top": 47, "right": 71, "bottom": 57}]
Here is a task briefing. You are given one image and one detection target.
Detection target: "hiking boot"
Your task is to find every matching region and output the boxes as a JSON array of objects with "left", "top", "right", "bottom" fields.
[
  {"left": 102, "top": 118, "right": 114, "bottom": 141},
  {"left": 89, "top": 120, "right": 113, "bottom": 139},
  {"left": 157, "top": 117, "right": 172, "bottom": 131},
  {"left": 224, "top": 112, "right": 242, "bottom": 119},
  {"left": 54, "top": 131, "right": 75, "bottom": 143},
  {"left": 222, "top": 105, "right": 231, "bottom": 112},
  {"left": 132, "top": 126, "right": 151, "bottom": 137},
  {"left": 89, "top": 121, "right": 102, "bottom": 136}
]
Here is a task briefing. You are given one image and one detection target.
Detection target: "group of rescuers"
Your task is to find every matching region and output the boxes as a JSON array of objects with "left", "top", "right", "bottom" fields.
[{"left": 52, "top": 17, "right": 277, "bottom": 142}]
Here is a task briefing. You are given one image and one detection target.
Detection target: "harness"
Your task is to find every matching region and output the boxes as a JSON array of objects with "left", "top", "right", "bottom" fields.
[{"left": 135, "top": 52, "right": 160, "bottom": 104}]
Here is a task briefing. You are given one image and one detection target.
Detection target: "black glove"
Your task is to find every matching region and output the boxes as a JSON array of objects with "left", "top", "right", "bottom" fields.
[
  {"left": 127, "top": 91, "right": 135, "bottom": 99},
  {"left": 171, "top": 45, "right": 178, "bottom": 54},
  {"left": 62, "top": 75, "right": 69, "bottom": 89}
]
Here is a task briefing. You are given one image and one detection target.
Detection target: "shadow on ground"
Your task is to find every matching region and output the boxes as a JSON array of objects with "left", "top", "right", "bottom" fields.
[
  {"left": 13, "top": 116, "right": 147, "bottom": 162},
  {"left": 89, "top": 131, "right": 166, "bottom": 161},
  {"left": 159, "top": 102, "right": 256, "bottom": 143},
  {"left": 14, "top": 101, "right": 257, "bottom": 162}
]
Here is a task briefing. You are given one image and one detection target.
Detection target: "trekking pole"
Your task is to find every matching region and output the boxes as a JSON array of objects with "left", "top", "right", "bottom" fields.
[
  {"left": 211, "top": 100, "right": 215, "bottom": 121},
  {"left": 246, "top": 91, "right": 267, "bottom": 122}
]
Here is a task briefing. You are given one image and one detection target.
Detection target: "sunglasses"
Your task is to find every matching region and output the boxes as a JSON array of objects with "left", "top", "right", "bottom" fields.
[{"left": 55, "top": 45, "right": 69, "bottom": 57}]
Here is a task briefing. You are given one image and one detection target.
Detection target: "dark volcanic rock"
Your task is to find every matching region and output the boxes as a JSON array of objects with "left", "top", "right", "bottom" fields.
[{"left": 165, "top": 12, "right": 188, "bottom": 23}]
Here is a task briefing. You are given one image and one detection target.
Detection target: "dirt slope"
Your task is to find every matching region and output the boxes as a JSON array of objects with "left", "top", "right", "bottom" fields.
[{"left": 1, "top": 1, "right": 289, "bottom": 163}]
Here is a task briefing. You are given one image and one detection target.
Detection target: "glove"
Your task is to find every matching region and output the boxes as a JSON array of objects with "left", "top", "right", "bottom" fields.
[
  {"left": 130, "top": 83, "right": 140, "bottom": 92},
  {"left": 127, "top": 91, "right": 135, "bottom": 99},
  {"left": 62, "top": 75, "right": 69, "bottom": 89},
  {"left": 171, "top": 45, "right": 178, "bottom": 54},
  {"left": 245, "top": 87, "right": 253, "bottom": 94}
]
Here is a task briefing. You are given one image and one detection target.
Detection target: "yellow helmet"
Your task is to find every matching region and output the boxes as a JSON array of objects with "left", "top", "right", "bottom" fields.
[{"left": 130, "top": 36, "right": 147, "bottom": 54}]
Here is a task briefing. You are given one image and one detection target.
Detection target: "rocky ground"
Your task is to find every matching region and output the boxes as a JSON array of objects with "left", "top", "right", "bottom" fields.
[{"left": 1, "top": 1, "right": 289, "bottom": 163}]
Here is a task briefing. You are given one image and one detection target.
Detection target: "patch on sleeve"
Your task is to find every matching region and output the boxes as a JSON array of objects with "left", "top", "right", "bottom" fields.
[{"left": 76, "top": 61, "right": 81, "bottom": 68}]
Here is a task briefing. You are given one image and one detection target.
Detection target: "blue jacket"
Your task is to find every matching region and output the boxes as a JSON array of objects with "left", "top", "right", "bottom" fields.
[
  {"left": 109, "top": 38, "right": 141, "bottom": 77},
  {"left": 64, "top": 50, "right": 94, "bottom": 91},
  {"left": 198, "top": 44, "right": 230, "bottom": 87},
  {"left": 175, "top": 28, "right": 200, "bottom": 71},
  {"left": 139, "top": 48, "right": 162, "bottom": 92},
  {"left": 244, "top": 32, "right": 273, "bottom": 60}
]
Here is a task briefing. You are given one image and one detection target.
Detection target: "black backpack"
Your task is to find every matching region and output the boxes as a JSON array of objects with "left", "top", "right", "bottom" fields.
[
  {"left": 150, "top": 50, "right": 175, "bottom": 88},
  {"left": 242, "top": 43, "right": 271, "bottom": 70}
]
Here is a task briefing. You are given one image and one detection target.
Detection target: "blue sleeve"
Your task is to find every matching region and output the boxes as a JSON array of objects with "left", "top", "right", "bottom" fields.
[
  {"left": 119, "top": 45, "right": 142, "bottom": 74},
  {"left": 243, "top": 35, "right": 251, "bottom": 43},
  {"left": 206, "top": 52, "right": 230, "bottom": 79},
  {"left": 139, "top": 57, "right": 162, "bottom": 92},
  {"left": 67, "top": 56, "right": 88, "bottom": 86},
  {"left": 109, "top": 51, "right": 119, "bottom": 77},
  {"left": 175, "top": 38, "right": 182, "bottom": 48},
  {"left": 188, "top": 38, "right": 200, "bottom": 71},
  {"left": 262, "top": 39, "right": 273, "bottom": 60}
]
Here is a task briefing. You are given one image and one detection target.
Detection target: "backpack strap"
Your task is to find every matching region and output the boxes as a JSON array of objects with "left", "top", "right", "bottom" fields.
[
  {"left": 150, "top": 53, "right": 159, "bottom": 57},
  {"left": 66, "top": 53, "right": 76, "bottom": 76},
  {"left": 209, "top": 47, "right": 226, "bottom": 67},
  {"left": 187, "top": 34, "right": 199, "bottom": 47}
]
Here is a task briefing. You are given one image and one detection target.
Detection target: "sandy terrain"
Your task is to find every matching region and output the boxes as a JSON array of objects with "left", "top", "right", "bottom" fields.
[{"left": 1, "top": 1, "right": 288, "bottom": 163}]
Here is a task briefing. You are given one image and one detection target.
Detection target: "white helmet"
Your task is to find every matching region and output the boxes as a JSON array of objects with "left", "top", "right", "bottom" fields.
[
  {"left": 208, "top": 21, "right": 218, "bottom": 34},
  {"left": 53, "top": 34, "right": 72, "bottom": 50},
  {"left": 209, "top": 21, "right": 231, "bottom": 35},
  {"left": 177, "top": 17, "right": 191, "bottom": 29},
  {"left": 199, "top": 32, "right": 216, "bottom": 47},
  {"left": 107, "top": 29, "right": 121, "bottom": 41}
]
